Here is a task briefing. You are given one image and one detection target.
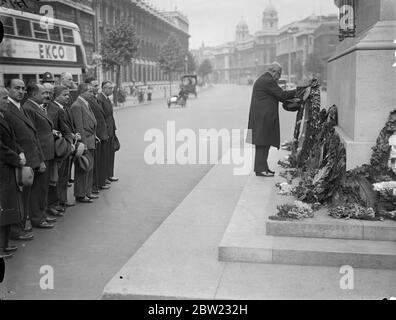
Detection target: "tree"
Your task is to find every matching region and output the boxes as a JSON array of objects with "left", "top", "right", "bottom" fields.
[
  {"left": 198, "top": 59, "right": 213, "bottom": 83},
  {"left": 305, "top": 53, "right": 323, "bottom": 80},
  {"left": 158, "top": 33, "right": 185, "bottom": 95},
  {"left": 186, "top": 51, "right": 197, "bottom": 73},
  {"left": 101, "top": 20, "right": 140, "bottom": 105}
]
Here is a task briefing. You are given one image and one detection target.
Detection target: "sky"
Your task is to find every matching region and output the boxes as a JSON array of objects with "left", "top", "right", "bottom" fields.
[{"left": 149, "top": 0, "right": 339, "bottom": 49}]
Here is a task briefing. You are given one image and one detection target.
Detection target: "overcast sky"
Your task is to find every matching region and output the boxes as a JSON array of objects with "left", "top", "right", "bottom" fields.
[{"left": 150, "top": 0, "right": 338, "bottom": 49}]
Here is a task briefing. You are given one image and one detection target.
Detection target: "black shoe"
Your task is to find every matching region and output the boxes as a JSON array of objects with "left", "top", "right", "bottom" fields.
[
  {"left": 1, "top": 252, "right": 13, "bottom": 259},
  {"left": 47, "top": 207, "right": 63, "bottom": 217},
  {"left": 9, "top": 233, "right": 34, "bottom": 241},
  {"left": 69, "top": 178, "right": 74, "bottom": 183},
  {"left": 105, "top": 179, "right": 111, "bottom": 185},
  {"left": 54, "top": 205, "right": 65, "bottom": 213},
  {"left": 32, "top": 221, "right": 55, "bottom": 229},
  {"left": 267, "top": 169, "right": 275, "bottom": 175},
  {"left": 45, "top": 216, "right": 57, "bottom": 223},
  {"left": 109, "top": 177, "right": 119, "bottom": 182},
  {"left": 65, "top": 202, "right": 75, "bottom": 207},
  {"left": 92, "top": 190, "right": 100, "bottom": 194},
  {"left": 87, "top": 194, "right": 99, "bottom": 199},
  {"left": 76, "top": 197, "right": 93, "bottom": 203},
  {"left": 4, "top": 245, "right": 18, "bottom": 253},
  {"left": 99, "top": 185, "right": 110, "bottom": 190},
  {"left": 255, "top": 171, "right": 275, "bottom": 177}
]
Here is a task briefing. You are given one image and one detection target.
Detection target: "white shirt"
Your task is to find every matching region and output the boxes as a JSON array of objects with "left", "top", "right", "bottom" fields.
[
  {"left": 55, "top": 101, "right": 64, "bottom": 110},
  {"left": 8, "top": 97, "right": 21, "bottom": 110}
]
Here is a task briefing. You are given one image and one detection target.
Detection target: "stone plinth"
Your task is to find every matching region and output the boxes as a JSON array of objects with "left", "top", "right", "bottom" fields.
[{"left": 328, "top": 0, "right": 396, "bottom": 170}]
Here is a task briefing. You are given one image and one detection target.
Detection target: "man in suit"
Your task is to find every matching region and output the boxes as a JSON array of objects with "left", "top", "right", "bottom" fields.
[
  {"left": 70, "top": 83, "right": 97, "bottom": 203},
  {"left": 60, "top": 72, "right": 78, "bottom": 106},
  {"left": 85, "top": 77, "right": 110, "bottom": 194},
  {"left": 46, "top": 85, "right": 76, "bottom": 214},
  {"left": 98, "top": 81, "right": 119, "bottom": 183},
  {"left": 22, "top": 83, "right": 56, "bottom": 228},
  {"left": 247, "top": 62, "right": 296, "bottom": 177},
  {"left": 3, "top": 79, "right": 44, "bottom": 239}
]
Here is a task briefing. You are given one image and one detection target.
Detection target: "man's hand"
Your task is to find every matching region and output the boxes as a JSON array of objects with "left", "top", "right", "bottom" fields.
[
  {"left": 70, "top": 143, "right": 76, "bottom": 153},
  {"left": 38, "top": 162, "right": 46, "bottom": 173},
  {"left": 74, "top": 133, "right": 82, "bottom": 141},
  {"left": 19, "top": 153, "right": 26, "bottom": 166},
  {"left": 95, "top": 136, "right": 101, "bottom": 143},
  {"left": 53, "top": 130, "right": 62, "bottom": 137}
]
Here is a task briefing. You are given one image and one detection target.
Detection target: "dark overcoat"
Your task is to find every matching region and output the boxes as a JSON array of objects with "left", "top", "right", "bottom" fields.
[
  {"left": 87, "top": 96, "right": 109, "bottom": 142},
  {"left": 247, "top": 72, "right": 296, "bottom": 148},
  {"left": 3, "top": 100, "right": 44, "bottom": 169},
  {"left": 70, "top": 97, "right": 97, "bottom": 150},
  {"left": 47, "top": 101, "right": 74, "bottom": 144},
  {"left": 0, "top": 112, "right": 23, "bottom": 226},
  {"left": 97, "top": 93, "right": 116, "bottom": 138},
  {"left": 23, "top": 99, "right": 55, "bottom": 161}
]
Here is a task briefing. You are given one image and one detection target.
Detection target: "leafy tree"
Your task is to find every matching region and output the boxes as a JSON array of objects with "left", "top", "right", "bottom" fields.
[
  {"left": 198, "top": 59, "right": 213, "bottom": 82},
  {"left": 305, "top": 53, "right": 323, "bottom": 79},
  {"left": 158, "top": 33, "right": 185, "bottom": 95},
  {"left": 101, "top": 20, "right": 140, "bottom": 105},
  {"left": 187, "top": 51, "right": 197, "bottom": 73}
]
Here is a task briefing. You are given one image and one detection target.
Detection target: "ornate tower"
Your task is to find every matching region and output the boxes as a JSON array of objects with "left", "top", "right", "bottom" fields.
[
  {"left": 236, "top": 17, "right": 249, "bottom": 41},
  {"left": 262, "top": 0, "right": 278, "bottom": 32}
]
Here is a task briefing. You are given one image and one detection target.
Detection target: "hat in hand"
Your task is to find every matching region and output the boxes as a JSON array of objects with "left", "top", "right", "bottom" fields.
[
  {"left": 282, "top": 98, "right": 303, "bottom": 112},
  {"left": 74, "top": 141, "right": 85, "bottom": 158},
  {"left": 15, "top": 166, "right": 34, "bottom": 191},
  {"left": 55, "top": 137, "right": 69, "bottom": 158},
  {"left": 75, "top": 151, "right": 93, "bottom": 172}
]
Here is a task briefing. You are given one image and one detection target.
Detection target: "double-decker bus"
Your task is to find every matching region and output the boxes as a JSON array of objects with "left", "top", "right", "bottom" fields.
[{"left": 0, "top": 8, "right": 88, "bottom": 86}]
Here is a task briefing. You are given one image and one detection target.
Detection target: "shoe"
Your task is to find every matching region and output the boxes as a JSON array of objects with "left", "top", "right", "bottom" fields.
[
  {"left": 32, "top": 221, "right": 55, "bottom": 229},
  {"left": 4, "top": 245, "right": 18, "bottom": 253},
  {"left": 9, "top": 233, "right": 34, "bottom": 241},
  {"left": 267, "top": 169, "right": 275, "bottom": 175},
  {"left": 99, "top": 185, "right": 110, "bottom": 190},
  {"left": 92, "top": 190, "right": 100, "bottom": 194},
  {"left": 45, "top": 216, "right": 57, "bottom": 223},
  {"left": 69, "top": 178, "right": 74, "bottom": 183},
  {"left": 65, "top": 202, "right": 75, "bottom": 207},
  {"left": 1, "top": 252, "right": 13, "bottom": 259},
  {"left": 255, "top": 171, "right": 275, "bottom": 177},
  {"left": 87, "top": 194, "right": 99, "bottom": 199},
  {"left": 109, "top": 177, "right": 119, "bottom": 182},
  {"left": 54, "top": 205, "right": 65, "bottom": 213},
  {"left": 105, "top": 179, "right": 111, "bottom": 185},
  {"left": 76, "top": 197, "right": 93, "bottom": 203},
  {"left": 47, "top": 207, "right": 63, "bottom": 217}
]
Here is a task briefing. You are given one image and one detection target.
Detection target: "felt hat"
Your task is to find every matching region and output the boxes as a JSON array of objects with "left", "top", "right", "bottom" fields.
[
  {"left": 282, "top": 98, "right": 303, "bottom": 112},
  {"left": 76, "top": 151, "right": 93, "bottom": 172},
  {"left": 15, "top": 166, "right": 34, "bottom": 191},
  {"left": 74, "top": 141, "right": 85, "bottom": 158},
  {"left": 55, "top": 137, "right": 69, "bottom": 158}
]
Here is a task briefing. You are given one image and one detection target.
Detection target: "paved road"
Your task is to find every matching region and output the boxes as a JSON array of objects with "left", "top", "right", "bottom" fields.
[{"left": 4, "top": 84, "right": 296, "bottom": 300}]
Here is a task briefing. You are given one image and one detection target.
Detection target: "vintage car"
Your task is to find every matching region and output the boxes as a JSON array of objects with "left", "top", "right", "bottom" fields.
[{"left": 181, "top": 74, "right": 198, "bottom": 97}]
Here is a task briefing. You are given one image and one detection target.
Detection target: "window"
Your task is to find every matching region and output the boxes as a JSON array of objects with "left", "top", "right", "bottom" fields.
[
  {"left": 0, "top": 16, "right": 15, "bottom": 35},
  {"left": 33, "top": 22, "right": 48, "bottom": 40},
  {"left": 113, "top": 9, "right": 116, "bottom": 25},
  {"left": 49, "top": 26, "right": 61, "bottom": 42},
  {"left": 62, "top": 28, "right": 74, "bottom": 43},
  {"left": 105, "top": 7, "right": 109, "bottom": 24},
  {"left": 16, "top": 18, "right": 32, "bottom": 37}
]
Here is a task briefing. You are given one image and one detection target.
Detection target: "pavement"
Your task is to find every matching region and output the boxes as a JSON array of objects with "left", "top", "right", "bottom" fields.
[{"left": 1, "top": 84, "right": 251, "bottom": 300}]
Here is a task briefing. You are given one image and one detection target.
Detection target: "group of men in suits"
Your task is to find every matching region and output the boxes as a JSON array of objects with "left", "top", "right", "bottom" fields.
[{"left": 0, "top": 73, "right": 119, "bottom": 258}]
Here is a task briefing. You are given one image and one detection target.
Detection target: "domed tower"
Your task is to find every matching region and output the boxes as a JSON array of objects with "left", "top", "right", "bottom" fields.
[
  {"left": 236, "top": 17, "right": 249, "bottom": 41},
  {"left": 262, "top": 0, "right": 278, "bottom": 32}
]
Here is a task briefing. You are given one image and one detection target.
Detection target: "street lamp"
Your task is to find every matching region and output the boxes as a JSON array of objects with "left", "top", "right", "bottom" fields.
[{"left": 287, "top": 28, "right": 294, "bottom": 84}]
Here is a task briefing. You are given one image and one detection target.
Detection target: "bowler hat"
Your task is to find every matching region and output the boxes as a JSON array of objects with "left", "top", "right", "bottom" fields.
[
  {"left": 282, "top": 98, "right": 303, "bottom": 112},
  {"left": 15, "top": 166, "right": 34, "bottom": 190},
  {"left": 42, "top": 72, "right": 55, "bottom": 82},
  {"left": 76, "top": 151, "right": 93, "bottom": 172},
  {"left": 55, "top": 137, "right": 69, "bottom": 158}
]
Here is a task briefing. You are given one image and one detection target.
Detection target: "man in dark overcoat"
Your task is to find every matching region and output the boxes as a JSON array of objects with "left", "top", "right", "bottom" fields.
[
  {"left": 97, "top": 81, "right": 118, "bottom": 182},
  {"left": 22, "top": 83, "right": 56, "bottom": 228},
  {"left": 3, "top": 79, "right": 43, "bottom": 239},
  {"left": 247, "top": 62, "right": 296, "bottom": 176},
  {"left": 0, "top": 98, "right": 25, "bottom": 258}
]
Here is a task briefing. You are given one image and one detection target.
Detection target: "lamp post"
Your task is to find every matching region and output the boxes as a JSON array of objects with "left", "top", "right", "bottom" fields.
[
  {"left": 287, "top": 28, "right": 294, "bottom": 84},
  {"left": 255, "top": 58, "right": 259, "bottom": 78},
  {"left": 185, "top": 55, "right": 188, "bottom": 74}
]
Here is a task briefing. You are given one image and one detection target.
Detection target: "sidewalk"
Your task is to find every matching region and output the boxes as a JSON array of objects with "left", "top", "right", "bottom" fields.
[{"left": 102, "top": 147, "right": 396, "bottom": 299}]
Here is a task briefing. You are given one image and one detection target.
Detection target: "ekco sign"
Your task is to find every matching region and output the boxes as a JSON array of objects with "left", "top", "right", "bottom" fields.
[
  {"left": 0, "top": 38, "right": 77, "bottom": 62},
  {"left": 337, "top": 0, "right": 356, "bottom": 41}
]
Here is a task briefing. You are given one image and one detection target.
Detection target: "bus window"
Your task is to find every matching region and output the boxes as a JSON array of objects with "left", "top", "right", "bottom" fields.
[
  {"left": 62, "top": 28, "right": 74, "bottom": 43},
  {"left": 23, "top": 74, "right": 37, "bottom": 86},
  {"left": 33, "top": 22, "right": 48, "bottom": 40},
  {"left": 49, "top": 26, "right": 61, "bottom": 42},
  {"left": 16, "top": 18, "right": 32, "bottom": 38},
  {"left": 0, "top": 15, "right": 15, "bottom": 35}
]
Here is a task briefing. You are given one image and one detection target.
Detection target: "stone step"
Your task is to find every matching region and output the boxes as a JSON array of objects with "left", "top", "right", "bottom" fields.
[
  {"left": 218, "top": 168, "right": 396, "bottom": 270},
  {"left": 219, "top": 233, "right": 396, "bottom": 270},
  {"left": 266, "top": 211, "right": 396, "bottom": 241}
]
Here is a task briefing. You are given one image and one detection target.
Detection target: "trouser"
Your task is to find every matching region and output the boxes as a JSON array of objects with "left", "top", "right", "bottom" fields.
[
  {"left": 0, "top": 225, "right": 11, "bottom": 249},
  {"left": 47, "top": 157, "right": 70, "bottom": 207},
  {"left": 93, "top": 140, "right": 108, "bottom": 190},
  {"left": 74, "top": 149, "right": 94, "bottom": 198},
  {"left": 107, "top": 136, "right": 115, "bottom": 179},
  {"left": 30, "top": 160, "right": 50, "bottom": 224},
  {"left": 254, "top": 145, "right": 270, "bottom": 173}
]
